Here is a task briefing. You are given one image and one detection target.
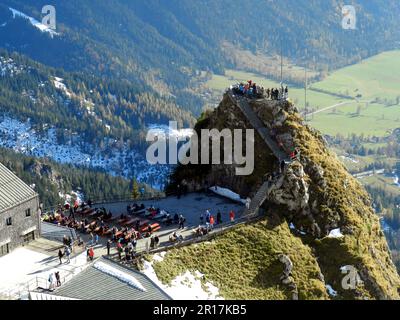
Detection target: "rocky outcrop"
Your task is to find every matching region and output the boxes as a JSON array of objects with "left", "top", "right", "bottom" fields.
[
  {"left": 170, "top": 92, "right": 400, "bottom": 299},
  {"left": 278, "top": 254, "right": 298, "bottom": 300},
  {"left": 268, "top": 161, "right": 309, "bottom": 211}
]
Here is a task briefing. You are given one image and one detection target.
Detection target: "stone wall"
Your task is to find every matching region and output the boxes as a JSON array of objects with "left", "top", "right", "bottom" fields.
[{"left": 0, "top": 196, "right": 40, "bottom": 253}]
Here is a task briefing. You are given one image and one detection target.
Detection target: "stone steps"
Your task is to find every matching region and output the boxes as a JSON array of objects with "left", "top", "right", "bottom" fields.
[
  {"left": 227, "top": 91, "right": 290, "bottom": 217},
  {"left": 228, "top": 92, "right": 290, "bottom": 162}
]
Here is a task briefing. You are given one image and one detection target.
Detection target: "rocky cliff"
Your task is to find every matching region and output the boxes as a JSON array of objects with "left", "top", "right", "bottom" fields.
[{"left": 161, "top": 93, "right": 400, "bottom": 300}]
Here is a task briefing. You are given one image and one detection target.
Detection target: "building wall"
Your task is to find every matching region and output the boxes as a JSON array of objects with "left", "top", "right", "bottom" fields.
[{"left": 0, "top": 196, "right": 40, "bottom": 253}]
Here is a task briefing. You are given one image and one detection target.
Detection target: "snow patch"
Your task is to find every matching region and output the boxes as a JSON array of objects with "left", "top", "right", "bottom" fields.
[
  {"left": 209, "top": 186, "right": 246, "bottom": 204},
  {"left": 326, "top": 284, "right": 337, "bottom": 297},
  {"left": 147, "top": 124, "right": 195, "bottom": 139},
  {"left": 93, "top": 261, "right": 146, "bottom": 292},
  {"left": 340, "top": 155, "right": 359, "bottom": 164},
  {"left": 9, "top": 7, "right": 59, "bottom": 37},
  {"left": 152, "top": 252, "right": 166, "bottom": 262},
  {"left": 53, "top": 77, "right": 71, "bottom": 97},
  {"left": 394, "top": 174, "right": 399, "bottom": 188},
  {"left": 328, "top": 228, "right": 344, "bottom": 238},
  {"left": 142, "top": 254, "right": 223, "bottom": 300}
]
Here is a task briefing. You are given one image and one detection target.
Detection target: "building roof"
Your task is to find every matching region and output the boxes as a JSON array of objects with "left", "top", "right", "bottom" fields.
[
  {"left": 0, "top": 162, "right": 37, "bottom": 213},
  {"left": 53, "top": 258, "right": 171, "bottom": 300}
]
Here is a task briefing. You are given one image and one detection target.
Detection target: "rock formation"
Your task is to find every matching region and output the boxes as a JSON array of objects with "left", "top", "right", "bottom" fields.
[{"left": 167, "top": 92, "right": 400, "bottom": 300}]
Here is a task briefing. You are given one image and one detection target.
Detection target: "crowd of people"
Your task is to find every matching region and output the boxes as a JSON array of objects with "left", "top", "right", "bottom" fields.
[
  {"left": 232, "top": 80, "right": 289, "bottom": 101},
  {"left": 42, "top": 190, "right": 245, "bottom": 274}
]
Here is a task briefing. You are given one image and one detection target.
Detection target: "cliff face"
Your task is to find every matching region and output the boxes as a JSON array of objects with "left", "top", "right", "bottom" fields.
[{"left": 165, "top": 93, "right": 400, "bottom": 300}]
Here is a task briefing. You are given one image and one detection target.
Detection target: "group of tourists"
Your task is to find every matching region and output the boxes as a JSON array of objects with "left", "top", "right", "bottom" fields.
[
  {"left": 198, "top": 209, "right": 236, "bottom": 230},
  {"left": 48, "top": 271, "right": 61, "bottom": 291},
  {"left": 264, "top": 86, "right": 289, "bottom": 100},
  {"left": 114, "top": 238, "right": 139, "bottom": 262},
  {"left": 233, "top": 80, "right": 259, "bottom": 97},
  {"left": 231, "top": 80, "right": 289, "bottom": 101}
]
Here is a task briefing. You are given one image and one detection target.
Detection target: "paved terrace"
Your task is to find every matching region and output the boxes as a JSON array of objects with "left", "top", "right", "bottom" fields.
[{"left": 75, "top": 192, "right": 244, "bottom": 256}]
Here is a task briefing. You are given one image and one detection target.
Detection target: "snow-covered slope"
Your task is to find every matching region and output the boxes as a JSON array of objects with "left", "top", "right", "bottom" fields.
[
  {"left": 0, "top": 116, "right": 171, "bottom": 190},
  {"left": 9, "top": 7, "right": 59, "bottom": 38}
]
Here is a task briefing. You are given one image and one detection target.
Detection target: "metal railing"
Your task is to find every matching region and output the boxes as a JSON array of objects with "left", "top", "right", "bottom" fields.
[
  {"left": 42, "top": 193, "right": 169, "bottom": 214},
  {"left": 107, "top": 211, "right": 265, "bottom": 267}
]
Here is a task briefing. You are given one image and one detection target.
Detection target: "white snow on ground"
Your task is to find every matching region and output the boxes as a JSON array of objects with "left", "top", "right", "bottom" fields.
[
  {"left": 394, "top": 174, "right": 400, "bottom": 187},
  {"left": 328, "top": 228, "right": 344, "bottom": 238},
  {"left": 9, "top": 7, "right": 59, "bottom": 37},
  {"left": 340, "top": 155, "right": 359, "bottom": 164},
  {"left": 152, "top": 252, "right": 167, "bottom": 262},
  {"left": 142, "top": 253, "right": 224, "bottom": 300},
  {"left": 147, "top": 124, "right": 195, "bottom": 139},
  {"left": 0, "top": 116, "right": 171, "bottom": 190},
  {"left": 0, "top": 247, "right": 88, "bottom": 299},
  {"left": 59, "top": 190, "right": 85, "bottom": 205},
  {"left": 288, "top": 222, "right": 306, "bottom": 235},
  {"left": 209, "top": 186, "right": 246, "bottom": 204},
  {"left": 93, "top": 261, "right": 146, "bottom": 292},
  {"left": 0, "top": 56, "right": 25, "bottom": 77},
  {"left": 53, "top": 77, "right": 71, "bottom": 97},
  {"left": 326, "top": 284, "right": 337, "bottom": 297}
]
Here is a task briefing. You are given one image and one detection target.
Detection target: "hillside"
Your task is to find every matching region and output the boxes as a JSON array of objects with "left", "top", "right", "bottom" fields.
[
  {"left": 1, "top": 1, "right": 400, "bottom": 114},
  {"left": 0, "top": 50, "right": 194, "bottom": 188},
  {"left": 160, "top": 93, "right": 400, "bottom": 300}
]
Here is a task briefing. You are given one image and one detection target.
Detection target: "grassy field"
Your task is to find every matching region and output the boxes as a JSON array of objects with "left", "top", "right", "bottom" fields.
[
  {"left": 206, "top": 51, "right": 400, "bottom": 137},
  {"left": 207, "top": 69, "right": 343, "bottom": 108},
  {"left": 309, "top": 102, "right": 400, "bottom": 136},
  {"left": 150, "top": 217, "right": 329, "bottom": 300},
  {"left": 359, "top": 175, "right": 400, "bottom": 197},
  {"left": 312, "top": 51, "right": 400, "bottom": 102}
]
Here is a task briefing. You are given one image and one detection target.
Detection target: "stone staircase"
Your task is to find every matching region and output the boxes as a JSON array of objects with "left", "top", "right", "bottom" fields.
[
  {"left": 227, "top": 91, "right": 291, "bottom": 216},
  {"left": 227, "top": 92, "right": 290, "bottom": 162},
  {"left": 244, "top": 180, "right": 272, "bottom": 216}
]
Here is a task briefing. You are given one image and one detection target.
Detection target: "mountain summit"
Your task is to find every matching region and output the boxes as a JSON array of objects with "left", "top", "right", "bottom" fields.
[{"left": 162, "top": 90, "right": 400, "bottom": 300}]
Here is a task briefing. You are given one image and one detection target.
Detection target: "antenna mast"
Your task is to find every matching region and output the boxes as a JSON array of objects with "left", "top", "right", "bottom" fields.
[
  {"left": 305, "top": 67, "right": 308, "bottom": 121},
  {"left": 280, "top": 39, "right": 283, "bottom": 85}
]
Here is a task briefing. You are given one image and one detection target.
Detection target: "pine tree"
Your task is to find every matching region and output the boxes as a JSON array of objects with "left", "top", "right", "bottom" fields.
[{"left": 132, "top": 177, "right": 140, "bottom": 200}]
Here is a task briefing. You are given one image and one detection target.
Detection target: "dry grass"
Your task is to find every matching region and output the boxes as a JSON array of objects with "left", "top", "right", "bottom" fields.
[{"left": 152, "top": 215, "right": 328, "bottom": 300}]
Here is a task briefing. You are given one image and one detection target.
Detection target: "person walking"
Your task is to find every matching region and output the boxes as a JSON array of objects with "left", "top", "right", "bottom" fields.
[
  {"left": 95, "top": 234, "right": 99, "bottom": 245},
  {"left": 58, "top": 249, "right": 63, "bottom": 264},
  {"left": 106, "top": 240, "right": 111, "bottom": 256},
  {"left": 55, "top": 271, "right": 61, "bottom": 287},
  {"left": 200, "top": 212, "right": 204, "bottom": 224},
  {"left": 206, "top": 210, "right": 211, "bottom": 223},
  {"left": 48, "top": 273, "right": 55, "bottom": 291},
  {"left": 89, "top": 247, "right": 94, "bottom": 261},
  {"left": 217, "top": 211, "right": 222, "bottom": 225},
  {"left": 229, "top": 210, "right": 235, "bottom": 223},
  {"left": 117, "top": 242, "right": 123, "bottom": 260},
  {"left": 154, "top": 235, "right": 160, "bottom": 248},
  {"left": 246, "top": 198, "right": 251, "bottom": 210},
  {"left": 209, "top": 215, "right": 215, "bottom": 230},
  {"left": 65, "top": 246, "right": 71, "bottom": 264},
  {"left": 179, "top": 215, "right": 185, "bottom": 230}
]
